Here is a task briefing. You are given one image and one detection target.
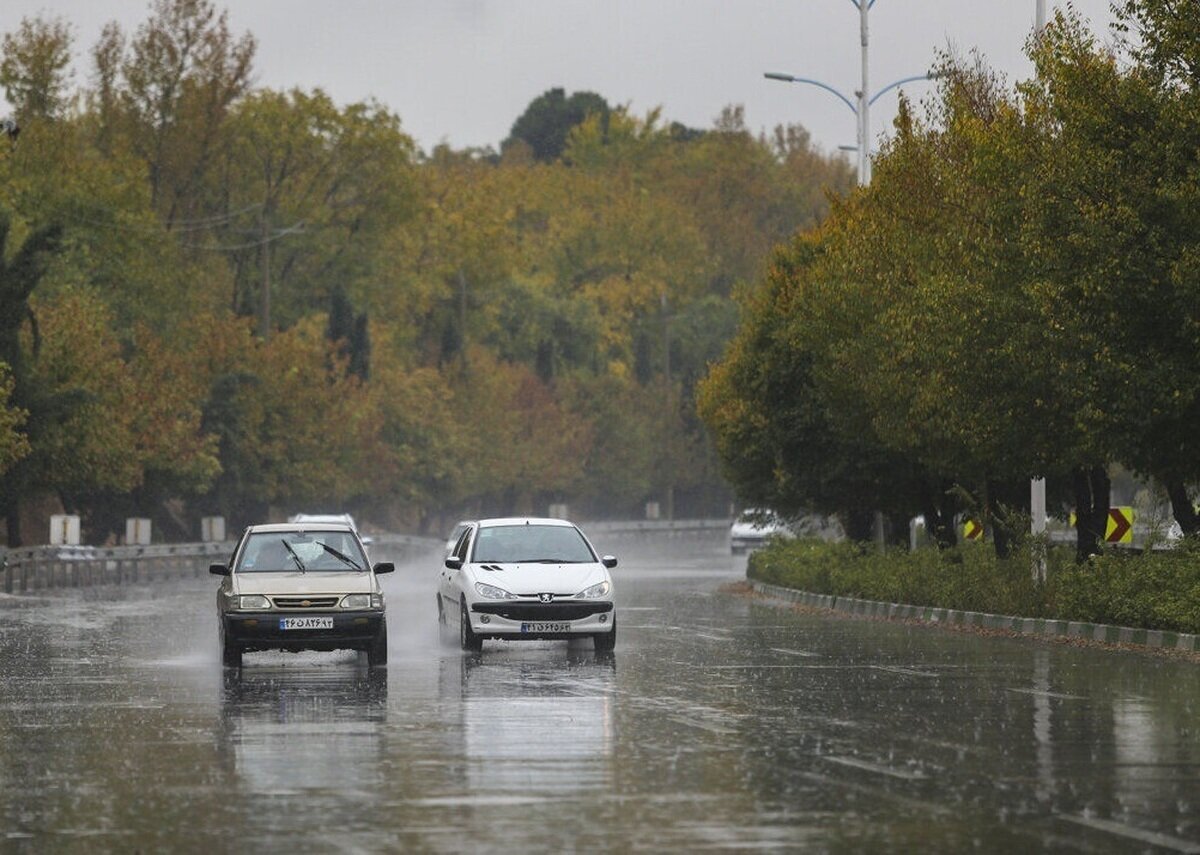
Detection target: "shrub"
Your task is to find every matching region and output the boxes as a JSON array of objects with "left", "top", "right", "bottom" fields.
[{"left": 748, "top": 538, "right": 1200, "bottom": 634}]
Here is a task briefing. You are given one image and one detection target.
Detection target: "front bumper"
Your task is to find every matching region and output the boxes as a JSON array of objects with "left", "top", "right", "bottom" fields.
[
  {"left": 223, "top": 610, "right": 384, "bottom": 652},
  {"left": 469, "top": 600, "right": 614, "bottom": 639}
]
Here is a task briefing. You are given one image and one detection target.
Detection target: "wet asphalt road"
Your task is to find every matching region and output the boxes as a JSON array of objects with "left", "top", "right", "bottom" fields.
[{"left": 1, "top": 531, "right": 1198, "bottom": 853}]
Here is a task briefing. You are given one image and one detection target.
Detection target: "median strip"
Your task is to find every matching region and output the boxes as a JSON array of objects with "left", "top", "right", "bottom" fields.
[{"left": 746, "top": 579, "right": 1200, "bottom": 654}]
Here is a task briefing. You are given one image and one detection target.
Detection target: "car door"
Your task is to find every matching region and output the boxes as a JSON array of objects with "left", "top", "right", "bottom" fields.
[{"left": 442, "top": 525, "right": 473, "bottom": 622}]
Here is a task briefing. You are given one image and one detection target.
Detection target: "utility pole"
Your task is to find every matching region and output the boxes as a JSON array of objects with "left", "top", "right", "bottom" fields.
[
  {"left": 858, "top": 0, "right": 871, "bottom": 184},
  {"left": 1030, "top": 0, "right": 1049, "bottom": 581},
  {"left": 259, "top": 212, "right": 271, "bottom": 341},
  {"left": 662, "top": 293, "right": 675, "bottom": 521}
]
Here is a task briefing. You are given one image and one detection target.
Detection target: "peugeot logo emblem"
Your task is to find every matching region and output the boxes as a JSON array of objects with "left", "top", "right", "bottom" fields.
[
  {"left": 539, "top": 593, "right": 554, "bottom": 603},
  {"left": 300, "top": 600, "right": 311, "bottom": 608}
]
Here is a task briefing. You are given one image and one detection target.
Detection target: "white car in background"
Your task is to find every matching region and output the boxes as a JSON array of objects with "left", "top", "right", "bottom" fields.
[
  {"left": 438, "top": 517, "right": 617, "bottom": 653},
  {"left": 730, "top": 509, "right": 793, "bottom": 554},
  {"left": 288, "top": 513, "right": 373, "bottom": 546}
]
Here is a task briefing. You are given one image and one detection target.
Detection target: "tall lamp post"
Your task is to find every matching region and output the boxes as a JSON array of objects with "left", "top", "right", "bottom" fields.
[
  {"left": 764, "top": 70, "right": 937, "bottom": 184},
  {"left": 1030, "top": 0, "right": 1049, "bottom": 579},
  {"left": 766, "top": 0, "right": 936, "bottom": 185}
]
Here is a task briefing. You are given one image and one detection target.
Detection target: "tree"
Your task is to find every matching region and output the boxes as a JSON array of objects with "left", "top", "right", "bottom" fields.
[
  {"left": 503, "top": 87, "right": 610, "bottom": 162},
  {"left": 0, "top": 15, "right": 74, "bottom": 121}
]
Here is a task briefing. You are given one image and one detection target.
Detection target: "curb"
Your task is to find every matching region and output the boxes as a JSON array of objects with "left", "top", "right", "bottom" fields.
[{"left": 748, "top": 580, "right": 1200, "bottom": 653}]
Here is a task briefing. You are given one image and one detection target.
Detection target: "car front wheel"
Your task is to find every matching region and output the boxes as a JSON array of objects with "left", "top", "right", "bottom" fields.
[
  {"left": 594, "top": 617, "right": 616, "bottom": 653},
  {"left": 220, "top": 624, "right": 242, "bottom": 668},
  {"left": 367, "top": 619, "right": 388, "bottom": 667},
  {"left": 460, "top": 601, "right": 482, "bottom": 652}
]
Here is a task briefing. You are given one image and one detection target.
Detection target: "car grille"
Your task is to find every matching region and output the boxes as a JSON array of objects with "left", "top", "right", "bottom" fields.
[
  {"left": 271, "top": 596, "right": 340, "bottom": 609},
  {"left": 471, "top": 602, "right": 613, "bottom": 621}
]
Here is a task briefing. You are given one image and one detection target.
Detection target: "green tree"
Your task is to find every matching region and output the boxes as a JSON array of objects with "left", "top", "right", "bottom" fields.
[
  {"left": 0, "top": 15, "right": 73, "bottom": 121},
  {"left": 503, "top": 87, "right": 609, "bottom": 162}
]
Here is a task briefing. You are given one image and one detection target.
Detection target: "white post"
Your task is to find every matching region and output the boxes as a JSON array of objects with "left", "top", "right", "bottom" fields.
[
  {"left": 1031, "top": 478, "right": 1047, "bottom": 581},
  {"left": 1036, "top": 0, "right": 1046, "bottom": 30},
  {"left": 859, "top": 0, "right": 871, "bottom": 184}
]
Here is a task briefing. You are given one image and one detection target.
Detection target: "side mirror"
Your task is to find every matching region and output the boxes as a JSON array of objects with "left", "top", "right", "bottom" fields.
[
  {"left": 373, "top": 561, "right": 395, "bottom": 575},
  {"left": 445, "top": 556, "right": 463, "bottom": 570},
  {"left": 601, "top": 555, "right": 618, "bottom": 569},
  {"left": 209, "top": 563, "right": 230, "bottom": 576}
]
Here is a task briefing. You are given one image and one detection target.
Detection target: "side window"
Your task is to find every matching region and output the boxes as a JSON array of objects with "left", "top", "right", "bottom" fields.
[{"left": 453, "top": 527, "right": 473, "bottom": 561}]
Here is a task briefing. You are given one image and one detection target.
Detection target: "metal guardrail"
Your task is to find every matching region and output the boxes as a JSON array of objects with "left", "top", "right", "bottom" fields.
[
  {"left": 2, "top": 541, "right": 236, "bottom": 594},
  {"left": 0, "top": 533, "right": 446, "bottom": 595}
]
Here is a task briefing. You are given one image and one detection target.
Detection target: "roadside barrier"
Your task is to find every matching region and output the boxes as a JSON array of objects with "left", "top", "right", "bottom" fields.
[
  {"left": 1, "top": 542, "right": 234, "bottom": 594},
  {"left": 0, "top": 533, "right": 443, "bottom": 595},
  {"left": 748, "top": 579, "right": 1200, "bottom": 653}
]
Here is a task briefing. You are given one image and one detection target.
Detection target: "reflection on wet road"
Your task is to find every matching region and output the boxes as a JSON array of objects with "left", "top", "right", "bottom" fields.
[{"left": 2, "top": 533, "right": 1198, "bottom": 852}]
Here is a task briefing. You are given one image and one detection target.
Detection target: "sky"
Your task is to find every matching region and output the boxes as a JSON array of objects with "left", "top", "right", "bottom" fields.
[{"left": 0, "top": 1, "right": 1119, "bottom": 157}]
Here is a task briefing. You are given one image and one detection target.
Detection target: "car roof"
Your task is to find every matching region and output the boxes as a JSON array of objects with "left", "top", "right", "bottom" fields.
[
  {"left": 476, "top": 517, "right": 574, "bottom": 528},
  {"left": 247, "top": 522, "right": 355, "bottom": 534}
]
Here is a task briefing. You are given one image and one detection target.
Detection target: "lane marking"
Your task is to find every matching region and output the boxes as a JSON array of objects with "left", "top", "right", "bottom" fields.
[
  {"left": 1059, "top": 815, "right": 1200, "bottom": 853},
  {"left": 770, "top": 647, "right": 820, "bottom": 658},
  {"left": 822, "top": 755, "right": 927, "bottom": 781},
  {"left": 1008, "top": 686, "right": 1084, "bottom": 696},
  {"left": 871, "top": 665, "right": 938, "bottom": 678}
]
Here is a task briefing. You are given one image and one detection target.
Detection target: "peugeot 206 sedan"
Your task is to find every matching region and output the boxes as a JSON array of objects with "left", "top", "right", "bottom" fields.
[
  {"left": 438, "top": 517, "right": 617, "bottom": 653},
  {"left": 211, "top": 522, "right": 393, "bottom": 668}
]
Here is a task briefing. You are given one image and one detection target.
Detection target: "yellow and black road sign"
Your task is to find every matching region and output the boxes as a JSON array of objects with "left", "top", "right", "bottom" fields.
[
  {"left": 962, "top": 518, "right": 984, "bottom": 541},
  {"left": 1067, "top": 507, "right": 1134, "bottom": 543}
]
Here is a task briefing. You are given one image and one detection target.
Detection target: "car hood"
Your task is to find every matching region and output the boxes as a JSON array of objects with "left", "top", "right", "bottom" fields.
[
  {"left": 468, "top": 563, "right": 607, "bottom": 596},
  {"left": 233, "top": 571, "right": 374, "bottom": 596}
]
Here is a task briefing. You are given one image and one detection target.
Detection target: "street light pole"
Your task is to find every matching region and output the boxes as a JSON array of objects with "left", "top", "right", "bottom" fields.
[
  {"left": 858, "top": 0, "right": 871, "bottom": 184},
  {"left": 1030, "top": 0, "right": 1049, "bottom": 581}
]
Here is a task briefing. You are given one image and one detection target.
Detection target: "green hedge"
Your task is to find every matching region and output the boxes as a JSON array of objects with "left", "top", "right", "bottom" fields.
[{"left": 747, "top": 538, "right": 1200, "bottom": 635}]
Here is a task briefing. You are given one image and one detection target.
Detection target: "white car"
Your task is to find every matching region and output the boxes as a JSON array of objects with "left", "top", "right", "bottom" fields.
[
  {"left": 730, "top": 509, "right": 792, "bottom": 553},
  {"left": 437, "top": 517, "right": 617, "bottom": 653},
  {"left": 288, "top": 513, "right": 373, "bottom": 546}
]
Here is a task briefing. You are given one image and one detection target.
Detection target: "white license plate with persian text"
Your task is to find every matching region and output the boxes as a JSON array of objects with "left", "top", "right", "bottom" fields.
[
  {"left": 521, "top": 622, "right": 572, "bottom": 633},
  {"left": 280, "top": 617, "right": 334, "bottom": 630}
]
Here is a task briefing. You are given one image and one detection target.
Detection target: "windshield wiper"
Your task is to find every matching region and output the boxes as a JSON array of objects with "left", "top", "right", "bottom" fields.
[
  {"left": 281, "top": 540, "right": 306, "bottom": 573},
  {"left": 515, "top": 558, "right": 582, "bottom": 563},
  {"left": 319, "top": 542, "right": 362, "bottom": 570}
]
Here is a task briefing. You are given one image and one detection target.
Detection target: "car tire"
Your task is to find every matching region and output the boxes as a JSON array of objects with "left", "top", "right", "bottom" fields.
[
  {"left": 593, "top": 617, "right": 616, "bottom": 653},
  {"left": 460, "top": 601, "right": 482, "bottom": 652},
  {"left": 367, "top": 620, "right": 388, "bottom": 667},
  {"left": 220, "top": 629, "right": 242, "bottom": 668}
]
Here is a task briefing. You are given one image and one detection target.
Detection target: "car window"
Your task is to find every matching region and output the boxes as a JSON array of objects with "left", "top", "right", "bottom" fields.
[
  {"left": 236, "top": 531, "right": 366, "bottom": 572},
  {"left": 453, "top": 527, "right": 472, "bottom": 560},
  {"left": 471, "top": 524, "right": 595, "bottom": 564}
]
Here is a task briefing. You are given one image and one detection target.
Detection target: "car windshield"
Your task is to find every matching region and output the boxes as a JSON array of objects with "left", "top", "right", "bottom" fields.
[
  {"left": 236, "top": 530, "right": 366, "bottom": 572},
  {"left": 471, "top": 524, "right": 596, "bottom": 564}
]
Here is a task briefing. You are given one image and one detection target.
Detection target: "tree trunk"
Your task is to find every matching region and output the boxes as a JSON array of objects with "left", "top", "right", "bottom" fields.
[
  {"left": 4, "top": 496, "right": 21, "bottom": 547},
  {"left": 1072, "top": 465, "right": 1110, "bottom": 562},
  {"left": 1165, "top": 477, "right": 1198, "bottom": 536},
  {"left": 842, "top": 509, "right": 876, "bottom": 543}
]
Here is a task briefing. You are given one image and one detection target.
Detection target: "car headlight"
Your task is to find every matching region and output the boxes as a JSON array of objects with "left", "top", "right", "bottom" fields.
[
  {"left": 341, "top": 594, "right": 372, "bottom": 609},
  {"left": 238, "top": 595, "right": 270, "bottom": 610},
  {"left": 474, "top": 582, "right": 517, "bottom": 600},
  {"left": 576, "top": 580, "right": 611, "bottom": 599}
]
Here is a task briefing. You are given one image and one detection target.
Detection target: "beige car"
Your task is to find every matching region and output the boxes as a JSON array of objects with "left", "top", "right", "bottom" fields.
[{"left": 211, "top": 522, "right": 392, "bottom": 668}]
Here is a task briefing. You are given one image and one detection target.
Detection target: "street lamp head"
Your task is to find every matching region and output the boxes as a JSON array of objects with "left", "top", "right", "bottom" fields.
[{"left": 764, "top": 72, "right": 797, "bottom": 82}]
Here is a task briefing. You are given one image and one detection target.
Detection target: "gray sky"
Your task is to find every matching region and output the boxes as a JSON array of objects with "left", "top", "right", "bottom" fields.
[{"left": 1, "top": 1, "right": 1118, "bottom": 157}]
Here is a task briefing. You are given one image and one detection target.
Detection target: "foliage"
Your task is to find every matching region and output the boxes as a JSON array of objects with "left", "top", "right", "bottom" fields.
[
  {"left": 503, "top": 87, "right": 609, "bottom": 162},
  {"left": 701, "top": 2, "right": 1200, "bottom": 555}
]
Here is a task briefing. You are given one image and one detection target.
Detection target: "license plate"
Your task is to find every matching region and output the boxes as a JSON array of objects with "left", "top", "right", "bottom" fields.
[
  {"left": 280, "top": 617, "right": 334, "bottom": 630},
  {"left": 521, "top": 622, "right": 572, "bottom": 633}
]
